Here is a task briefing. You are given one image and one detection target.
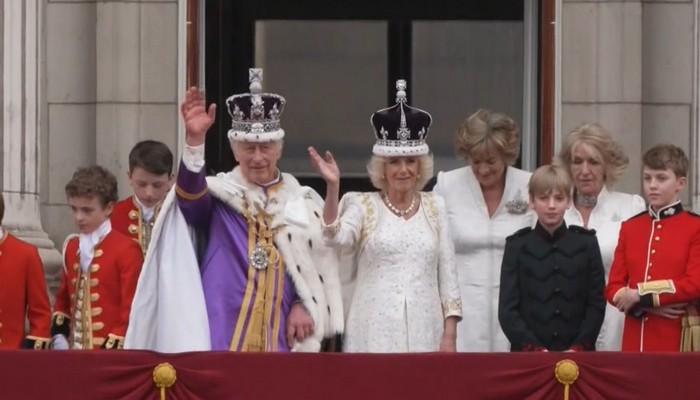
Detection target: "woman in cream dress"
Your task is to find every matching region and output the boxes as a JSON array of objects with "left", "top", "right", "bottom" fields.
[
  {"left": 434, "top": 109, "right": 535, "bottom": 352},
  {"left": 308, "top": 81, "right": 462, "bottom": 352},
  {"left": 559, "top": 123, "right": 645, "bottom": 351}
]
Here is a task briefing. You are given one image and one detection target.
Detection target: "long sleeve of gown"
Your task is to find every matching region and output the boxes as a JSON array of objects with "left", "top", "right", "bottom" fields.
[
  {"left": 322, "top": 193, "right": 366, "bottom": 250},
  {"left": 433, "top": 194, "right": 462, "bottom": 319}
]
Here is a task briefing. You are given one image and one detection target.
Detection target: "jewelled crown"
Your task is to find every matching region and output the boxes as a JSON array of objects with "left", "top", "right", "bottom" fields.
[
  {"left": 226, "top": 68, "right": 286, "bottom": 142},
  {"left": 371, "top": 80, "right": 432, "bottom": 157}
]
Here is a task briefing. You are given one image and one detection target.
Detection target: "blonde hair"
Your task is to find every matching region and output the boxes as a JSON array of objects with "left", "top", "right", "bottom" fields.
[
  {"left": 643, "top": 144, "right": 689, "bottom": 178},
  {"left": 367, "top": 154, "right": 434, "bottom": 192},
  {"left": 454, "top": 109, "right": 520, "bottom": 166},
  {"left": 557, "top": 123, "right": 629, "bottom": 187},
  {"left": 528, "top": 164, "right": 573, "bottom": 198}
]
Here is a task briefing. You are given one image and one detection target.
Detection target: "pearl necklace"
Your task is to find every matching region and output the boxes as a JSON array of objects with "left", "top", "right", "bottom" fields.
[{"left": 383, "top": 194, "right": 417, "bottom": 217}]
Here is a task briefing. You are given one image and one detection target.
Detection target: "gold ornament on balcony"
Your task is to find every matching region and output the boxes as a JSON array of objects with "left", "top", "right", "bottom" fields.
[
  {"left": 554, "top": 359, "right": 579, "bottom": 400},
  {"left": 153, "top": 362, "right": 177, "bottom": 400}
]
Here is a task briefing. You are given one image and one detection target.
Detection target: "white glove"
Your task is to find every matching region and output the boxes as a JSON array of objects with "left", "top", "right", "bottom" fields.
[{"left": 51, "top": 334, "right": 69, "bottom": 350}]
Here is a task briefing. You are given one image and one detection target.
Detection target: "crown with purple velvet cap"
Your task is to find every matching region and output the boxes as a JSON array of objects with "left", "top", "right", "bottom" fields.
[
  {"left": 226, "top": 68, "right": 286, "bottom": 142},
  {"left": 371, "top": 79, "right": 432, "bottom": 157}
]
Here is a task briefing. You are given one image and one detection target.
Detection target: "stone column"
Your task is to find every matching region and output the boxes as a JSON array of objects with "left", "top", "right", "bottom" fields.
[
  {"left": 641, "top": 0, "right": 697, "bottom": 206},
  {"left": 2, "top": 0, "right": 62, "bottom": 294},
  {"left": 560, "top": 0, "right": 643, "bottom": 195},
  {"left": 95, "top": 1, "right": 180, "bottom": 196}
]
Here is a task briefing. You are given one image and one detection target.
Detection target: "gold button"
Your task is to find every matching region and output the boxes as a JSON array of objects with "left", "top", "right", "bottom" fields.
[
  {"left": 649, "top": 263, "right": 653, "bottom": 268},
  {"left": 651, "top": 249, "right": 656, "bottom": 254},
  {"left": 128, "top": 210, "right": 139, "bottom": 220},
  {"left": 647, "top": 275, "right": 652, "bottom": 280},
  {"left": 644, "top": 317, "right": 649, "bottom": 322},
  {"left": 657, "top": 224, "right": 662, "bottom": 229},
  {"left": 655, "top": 236, "right": 660, "bottom": 241}
]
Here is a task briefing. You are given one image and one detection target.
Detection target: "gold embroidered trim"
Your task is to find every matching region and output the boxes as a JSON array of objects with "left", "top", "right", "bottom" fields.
[
  {"left": 638, "top": 279, "right": 676, "bottom": 296},
  {"left": 104, "top": 334, "right": 124, "bottom": 349},
  {"left": 53, "top": 312, "right": 69, "bottom": 326},
  {"left": 175, "top": 185, "right": 209, "bottom": 201},
  {"left": 26, "top": 336, "right": 51, "bottom": 350},
  {"left": 441, "top": 298, "right": 463, "bottom": 318},
  {"left": 359, "top": 193, "right": 375, "bottom": 247},
  {"left": 421, "top": 192, "right": 439, "bottom": 234}
]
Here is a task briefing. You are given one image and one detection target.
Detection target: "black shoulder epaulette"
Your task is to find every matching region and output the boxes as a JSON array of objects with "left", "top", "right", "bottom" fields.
[
  {"left": 506, "top": 226, "right": 532, "bottom": 241},
  {"left": 627, "top": 210, "right": 647, "bottom": 221},
  {"left": 568, "top": 225, "right": 596, "bottom": 235}
]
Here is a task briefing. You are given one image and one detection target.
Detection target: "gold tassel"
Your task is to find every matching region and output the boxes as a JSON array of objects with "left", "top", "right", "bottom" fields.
[
  {"left": 681, "top": 304, "right": 700, "bottom": 352},
  {"left": 153, "top": 363, "right": 177, "bottom": 400},
  {"left": 554, "top": 359, "right": 579, "bottom": 400}
]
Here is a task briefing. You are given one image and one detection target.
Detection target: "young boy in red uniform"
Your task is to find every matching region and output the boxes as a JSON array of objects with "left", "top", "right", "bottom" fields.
[
  {"left": 606, "top": 144, "right": 700, "bottom": 352},
  {"left": 51, "top": 166, "right": 143, "bottom": 349},
  {"left": 111, "top": 140, "right": 173, "bottom": 255},
  {"left": 0, "top": 194, "right": 52, "bottom": 349}
]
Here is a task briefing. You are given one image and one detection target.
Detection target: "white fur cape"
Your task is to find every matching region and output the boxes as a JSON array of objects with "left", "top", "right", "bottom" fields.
[{"left": 124, "top": 168, "right": 344, "bottom": 353}]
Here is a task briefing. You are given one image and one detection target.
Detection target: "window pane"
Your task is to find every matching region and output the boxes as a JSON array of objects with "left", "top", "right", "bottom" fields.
[
  {"left": 412, "top": 21, "right": 525, "bottom": 172},
  {"left": 255, "top": 21, "right": 388, "bottom": 176}
]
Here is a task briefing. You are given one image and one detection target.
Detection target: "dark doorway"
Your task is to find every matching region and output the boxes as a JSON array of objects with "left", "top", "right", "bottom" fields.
[{"left": 204, "top": 0, "right": 528, "bottom": 195}]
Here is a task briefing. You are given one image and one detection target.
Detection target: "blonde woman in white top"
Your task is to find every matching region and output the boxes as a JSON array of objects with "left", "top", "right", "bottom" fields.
[
  {"left": 559, "top": 123, "right": 645, "bottom": 351},
  {"left": 309, "top": 81, "right": 462, "bottom": 353},
  {"left": 434, "top": 109, "right": 535, "bottom": 352}
]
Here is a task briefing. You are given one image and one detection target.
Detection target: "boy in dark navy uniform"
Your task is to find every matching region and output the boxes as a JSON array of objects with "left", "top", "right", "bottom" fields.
[{"left": 499, "top": 164, "right": 605, "bottom": 351}]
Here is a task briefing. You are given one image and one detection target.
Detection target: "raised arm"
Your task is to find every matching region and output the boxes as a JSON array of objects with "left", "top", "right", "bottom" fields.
[
  {"left": 176, "top": 87, "right": 217, "bottom": 228},
  {"left": 308, "top": 147, "right": 340, "bottom": 225},
  {"left": 308, "top": 147, "right": 365, "bottom": 249}
]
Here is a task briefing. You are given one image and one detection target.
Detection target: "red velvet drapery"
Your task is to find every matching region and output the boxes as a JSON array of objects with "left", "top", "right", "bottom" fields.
[{"left": 1, "top": 351, "right": 697, "bottom": 399}]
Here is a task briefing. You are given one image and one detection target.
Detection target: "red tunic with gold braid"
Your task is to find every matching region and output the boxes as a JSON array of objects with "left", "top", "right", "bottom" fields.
[
  {"left": 605, "top": 202, "right": 700, "bottom": 352},
  {"left": 111, "top": 196, "right": 156, "bottom": 255},
  {"left": 52, "top": 230, "right": 143, "bottom": 349},
  {"left": 0, "top": 232, "right": 51, "bottom": 349}
]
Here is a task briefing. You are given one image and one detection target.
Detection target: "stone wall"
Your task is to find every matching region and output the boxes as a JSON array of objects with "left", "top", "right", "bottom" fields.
[{"left": 561, "top": 0, "right": 698, "bottom": 202}]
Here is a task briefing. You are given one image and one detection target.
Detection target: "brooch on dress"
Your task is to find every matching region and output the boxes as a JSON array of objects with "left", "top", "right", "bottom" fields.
[{"left": 505, "top": 190, "right": 529, "bottom": 215}]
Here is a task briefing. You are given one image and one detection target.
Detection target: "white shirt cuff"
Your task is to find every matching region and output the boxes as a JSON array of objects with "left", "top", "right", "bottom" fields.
[{"left": 182, "top": 144, "right": 205, "bottom": 173}]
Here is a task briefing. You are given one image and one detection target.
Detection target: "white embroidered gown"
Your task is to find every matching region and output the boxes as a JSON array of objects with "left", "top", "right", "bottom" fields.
[{"left": 324, "top": 192, "right": 462, "bottom": 353}]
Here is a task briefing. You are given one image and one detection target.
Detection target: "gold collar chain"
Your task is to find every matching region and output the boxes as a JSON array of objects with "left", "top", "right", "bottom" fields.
[{"left": 241, "top": 197, "right": 285, "bottom": 270}]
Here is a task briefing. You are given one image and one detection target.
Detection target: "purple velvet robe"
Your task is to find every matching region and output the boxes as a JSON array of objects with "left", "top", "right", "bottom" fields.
[{"left": 177, "top": 162, "right": 296, "bottom": 351}]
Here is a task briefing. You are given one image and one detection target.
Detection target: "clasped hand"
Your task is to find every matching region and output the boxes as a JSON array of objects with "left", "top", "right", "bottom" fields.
[{"left": 286, "top": 302, "right": 315, "bottom": 347}]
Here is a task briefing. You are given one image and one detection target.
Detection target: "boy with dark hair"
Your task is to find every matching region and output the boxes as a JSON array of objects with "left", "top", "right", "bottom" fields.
[
  {"left": 0, "top": 194, "right": 52, "bottom": 349},
  {"left": 606, "top": 144, "right": 700, "bottom": 352},
  {"left": 112, "top": 140, "right": 174, "bottom": 255},
  {"left": 52, "top": 165, "right": 143, "bottom": 349},
  {"left": 499, "top": 164, "right": 605, "bottom": 351}
]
